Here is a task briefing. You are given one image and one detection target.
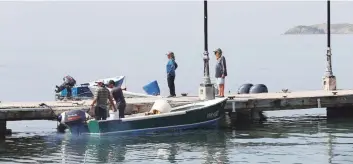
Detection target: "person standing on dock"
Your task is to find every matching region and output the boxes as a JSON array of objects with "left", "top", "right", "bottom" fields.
[
  {"left": 214, "top": 48, "right": 227, "bottom": 97},
  {"left": 90, "top": 82, "right": 116, "bottom": 120},
  {"left": 166, "top": 51, "right": 178, "bottom": 97},
  {"left": 55, "top": 75, "right": 76, "bottom": 99},
  {"left": 108, "top": 80, "right": 126, "bottom": 118}
]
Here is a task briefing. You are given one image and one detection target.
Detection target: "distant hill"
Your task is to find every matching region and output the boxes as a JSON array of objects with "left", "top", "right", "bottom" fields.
[{"left": 284, "top": 23, "right": 353, "bottom": 34}]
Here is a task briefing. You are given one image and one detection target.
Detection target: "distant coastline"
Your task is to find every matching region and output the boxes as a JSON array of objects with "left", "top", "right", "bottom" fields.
[{"left": 284, "top": 23, "right": 353, "bottom": 35}]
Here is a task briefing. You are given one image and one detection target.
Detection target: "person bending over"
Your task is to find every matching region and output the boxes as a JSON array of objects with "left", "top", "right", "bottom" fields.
[{"left": 108, "top": 80, "right": 126, "bottom": 118}]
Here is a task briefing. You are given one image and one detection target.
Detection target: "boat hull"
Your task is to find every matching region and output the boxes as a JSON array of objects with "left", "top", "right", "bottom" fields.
[
  {"left": 65, "top": 98, "right": 227, "bottom": 135},
  {"left": 87, "top": 98, "right": 227, "bottom": 135}
]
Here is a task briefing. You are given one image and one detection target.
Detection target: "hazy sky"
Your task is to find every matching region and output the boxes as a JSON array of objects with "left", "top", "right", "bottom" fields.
[{"left": 0, "top": 1, "right": 353, "bottom": 101}]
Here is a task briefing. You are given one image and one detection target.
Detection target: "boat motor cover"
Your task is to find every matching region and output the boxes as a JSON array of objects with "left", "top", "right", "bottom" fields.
[
  {"left": 61, "top": 110, "right": 88, "bottom": 124},
  {"left": 149, "top": 99, "right": 172, "bottom": 114}
]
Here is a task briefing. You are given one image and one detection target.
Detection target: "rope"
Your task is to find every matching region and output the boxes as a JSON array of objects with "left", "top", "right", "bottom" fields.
[
  {"left": 39, "top": 103, "right": 59, "bottom": 126},
  {"left": 39, "top": 103, "right": 57, "bottom": 118}
]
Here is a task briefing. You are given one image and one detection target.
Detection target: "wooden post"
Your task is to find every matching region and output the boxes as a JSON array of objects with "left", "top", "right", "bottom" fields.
[
  {"left": 0, "top": 120, "right": 11, "bottom": 138},
  {"left": 327, "top": 106, "right": 353, "bottom": 118},
  {"left": 0, "top": 121, "right": 6, "bottom": 137}
]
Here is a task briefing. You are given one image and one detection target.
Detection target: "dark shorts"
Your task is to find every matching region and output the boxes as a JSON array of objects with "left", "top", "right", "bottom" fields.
[{"left": 95, "top": 106, "right": 107, "bottom": 120}]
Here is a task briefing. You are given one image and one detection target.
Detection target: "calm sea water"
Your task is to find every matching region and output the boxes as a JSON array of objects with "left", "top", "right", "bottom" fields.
[
  {"left": 1, "top": 2, "right": 353, "bottom": 163},
  {"left": 1, "top": 109, "right": 353, "bottom": 164},
  {"left": 1, "top": 35, "right": 353, "bottom": 163}
]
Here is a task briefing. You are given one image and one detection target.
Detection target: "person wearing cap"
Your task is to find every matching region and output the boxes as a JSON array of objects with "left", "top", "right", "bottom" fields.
[
  {"left": 166, "top": 51, "right": 178, "bottom": 97},
  {"left": 55, "top": 75, "right": 76, "bottom": 99},
  {"left": 214, "top": 48, "right": 227, "bottom": 97},
  {"left": 108, "top": 80, "right": 126, "bottom": 118},
  {"left": 90, "top": 81, "right": 116, "bottom": 120}
]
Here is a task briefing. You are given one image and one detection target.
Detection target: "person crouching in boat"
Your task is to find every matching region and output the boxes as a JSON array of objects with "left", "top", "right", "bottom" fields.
[
  {"left": 55, "top": 75, "right": 77, "bottom": 99},
  {"left": 89, "top": 81, "right": 116, "bottom": 120},
  {"left": 214, "top": 48, "right": 227, "bottom": 97},
  {"left": 108, "top": 80, "right": 126, "bottom": 118},
  {"left": 166, "top": 51, "right": 178, "bottom": 98}
]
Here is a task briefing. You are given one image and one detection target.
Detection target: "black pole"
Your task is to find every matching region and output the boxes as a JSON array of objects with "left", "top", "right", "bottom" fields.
[
  {"left": 203, "top": 0, "right": 210, "bottom": 79},
  {"left": 204, "top": 0, "right": 208, "bottom": 52},
  {"left": 325, "top": 0, "right": 333, "bottom": 77},
  {"left": 327, "top": 0, "right": 331, "bottom": 48}
]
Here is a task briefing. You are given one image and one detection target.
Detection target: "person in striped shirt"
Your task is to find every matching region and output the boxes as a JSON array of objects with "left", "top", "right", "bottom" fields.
[{"left": 90, "top": 82, "right": 116, "bottom": 120}]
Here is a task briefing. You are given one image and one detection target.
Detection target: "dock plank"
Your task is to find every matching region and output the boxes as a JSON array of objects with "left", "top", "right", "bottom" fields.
[
  {"left": 0, "top": 96, "right": 200, "bottom": 109},
  {"left": 228, "top": 89, "right": 353, "bottom": 99},
  {"left": 0, "top": 96, "right": 201, "bottom": 121},
  {"left": 226, "top": 89, "right": 353, "bottom": 111}
]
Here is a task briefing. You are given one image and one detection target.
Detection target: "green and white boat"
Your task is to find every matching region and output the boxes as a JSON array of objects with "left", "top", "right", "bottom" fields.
[{"left": 59, "top": 98, "right": 227, "bottom": 135}]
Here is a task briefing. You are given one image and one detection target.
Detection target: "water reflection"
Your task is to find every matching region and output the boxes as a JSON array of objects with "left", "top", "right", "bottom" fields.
[
  {"left": 0, "top": 134, "right": 64, "bottom": 163},
  {"left": 61, "top": 130, "right": 229, "bottom": 163},
  {"left": 0, "top": 117, "right": 353, "bottom": 163}
]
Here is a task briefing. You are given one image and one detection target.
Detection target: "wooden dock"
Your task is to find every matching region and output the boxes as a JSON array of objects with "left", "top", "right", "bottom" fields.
[
  {"left": 226, "top": 89, "right": 353, "bottom": 112},
  {"left": 1, "top": 89, "right": 353, "bottom": 136},
  {"left": 1, "top": 89, "right": 353, "bottom": 121},
  {"left": 0, "top": 96, "right": 201, "bottom": 121}
]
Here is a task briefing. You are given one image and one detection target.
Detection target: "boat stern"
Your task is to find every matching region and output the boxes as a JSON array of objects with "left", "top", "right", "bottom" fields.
[
  {"left": 59, "top": 110, "right": 91, "bottom": 135},
  {"left": 66, "top": 122, "right": 89, "bottom": 135}
]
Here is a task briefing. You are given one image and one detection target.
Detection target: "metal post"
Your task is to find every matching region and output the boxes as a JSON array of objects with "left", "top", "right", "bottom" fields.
[
  {"left": 199, "top": 0, "right": 215, "bottom": 100},
  {"left": 323, "top": 0, "right": 336, "bottom": 91},
  {"left": 204, "top": 0, "right": 208, "bottom": 54},
  {"left": 203, "top": 0, "right": 211, "bottom": 84},
  {"left": 326, "top": 0, "right": 333, "bottom": 76}
]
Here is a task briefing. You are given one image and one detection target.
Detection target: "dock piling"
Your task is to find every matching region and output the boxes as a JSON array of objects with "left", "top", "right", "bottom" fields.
[
  {"left": 317, "top": 98, "right": 322, "bottom": 108},
  {"left": 327, "top": 106, "right": 353, "bottom": 119},
  {"left": 0, "top": 121, "right": 12, "bottom": 138}
]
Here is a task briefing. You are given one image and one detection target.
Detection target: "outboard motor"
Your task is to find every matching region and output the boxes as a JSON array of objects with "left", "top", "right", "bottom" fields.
[
  {"left": 55, "top": 83, "right": 67, "bottom": 93},
  {"left": 58, "top": 109, "right": 91, "bottom": 135}
]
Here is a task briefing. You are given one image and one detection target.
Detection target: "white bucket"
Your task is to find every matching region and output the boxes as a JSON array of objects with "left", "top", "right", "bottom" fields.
[{"left": 108, "top": 111, "right": 120, "bottom": 120}]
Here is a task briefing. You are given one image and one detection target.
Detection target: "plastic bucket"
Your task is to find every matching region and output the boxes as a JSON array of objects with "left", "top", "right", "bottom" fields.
[{"left": 143, "top": 80, "right": 160, "bottom": 96}]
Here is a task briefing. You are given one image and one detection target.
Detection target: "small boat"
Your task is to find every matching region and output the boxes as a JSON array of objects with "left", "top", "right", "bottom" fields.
[
  {"left": 55, "top": 76, "right": 125, "bottom": 100},
  {"left": 58, "top": 97, "right": 228, "bottom": 135},
  {"left": 55, "top": 76, "right": 161, "bottom": 100},
  {"left": 88, "top": 78, "right": 161, "bottom": 98},
  {"left": 86, "top": 76, "right": 126, "bottom": 88}
]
